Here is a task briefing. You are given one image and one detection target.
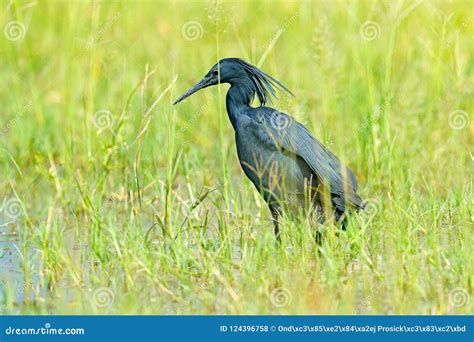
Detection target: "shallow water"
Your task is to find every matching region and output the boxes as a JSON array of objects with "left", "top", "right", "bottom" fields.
[{"left": 0, "top": 217, "right": 40, "bottom": 310}]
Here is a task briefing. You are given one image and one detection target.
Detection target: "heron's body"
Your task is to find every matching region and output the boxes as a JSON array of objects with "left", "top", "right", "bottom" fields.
[
  {"left": 174, "top": 58, "right": 365, "bottom": 240},
  {"left": 231, "top": 105, "right": 315, "bottom": 213}
]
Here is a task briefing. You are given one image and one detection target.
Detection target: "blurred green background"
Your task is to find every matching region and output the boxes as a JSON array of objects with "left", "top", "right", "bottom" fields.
[{"left": 0, "top": 0, "right": 472, "bottom": 314}]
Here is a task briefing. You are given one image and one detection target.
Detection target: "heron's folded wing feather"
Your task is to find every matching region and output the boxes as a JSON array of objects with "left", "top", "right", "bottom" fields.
[{"left": 259, "top": 110, "right": 364, "bottom": 209}]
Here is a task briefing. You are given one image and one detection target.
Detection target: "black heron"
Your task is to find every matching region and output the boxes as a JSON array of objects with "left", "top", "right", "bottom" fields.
[{"left": 174, "top": 58, "right": 365, "bottom": 240}]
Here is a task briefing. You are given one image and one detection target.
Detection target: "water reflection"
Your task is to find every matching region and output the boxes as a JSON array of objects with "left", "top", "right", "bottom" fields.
[{"left": 0, "top": 217, "right": 39, "bottom": 311}]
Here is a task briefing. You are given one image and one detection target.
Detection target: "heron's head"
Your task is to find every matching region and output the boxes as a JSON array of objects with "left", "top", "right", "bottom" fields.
[{"left": 173, "top": 58, "right": 293, "bottom": 105}]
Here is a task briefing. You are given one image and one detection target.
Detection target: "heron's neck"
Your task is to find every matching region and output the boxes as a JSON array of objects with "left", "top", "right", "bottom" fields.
[{"left": 226, "top": 83, "right": 252, "bottom": 129}]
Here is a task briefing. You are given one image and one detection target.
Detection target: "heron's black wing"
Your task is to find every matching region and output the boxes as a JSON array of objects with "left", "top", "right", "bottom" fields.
[{"left": 256, "top": 109, "right": 364, "bottom": 209}]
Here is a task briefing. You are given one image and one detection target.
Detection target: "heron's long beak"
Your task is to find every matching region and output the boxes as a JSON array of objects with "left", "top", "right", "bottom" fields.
[{"left": 173, "top": 76, "right": 212, "bottom": 105}]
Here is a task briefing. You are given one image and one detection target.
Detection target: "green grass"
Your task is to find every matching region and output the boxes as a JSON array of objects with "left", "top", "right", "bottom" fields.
[{"left": 0, "top": 0, "right": 472, "bottom": 315}]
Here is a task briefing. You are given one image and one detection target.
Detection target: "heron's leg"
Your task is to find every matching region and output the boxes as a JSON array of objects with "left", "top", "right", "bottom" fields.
[
  {"left": 269, "top": 205, "right": 281, "bottom": 243},
  {"left": 335, "top": 209, "right": 348, "bottom": 231}
]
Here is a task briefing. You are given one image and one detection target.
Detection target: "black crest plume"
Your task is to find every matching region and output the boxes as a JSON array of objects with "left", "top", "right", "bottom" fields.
[{"left": 227, "top": 58, "right": 294, "bottom": 106}]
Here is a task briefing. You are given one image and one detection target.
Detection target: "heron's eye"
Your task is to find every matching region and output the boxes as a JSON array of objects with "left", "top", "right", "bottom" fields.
[{"left": 212, "top": 70, "right": 218, "bottom": 77}]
